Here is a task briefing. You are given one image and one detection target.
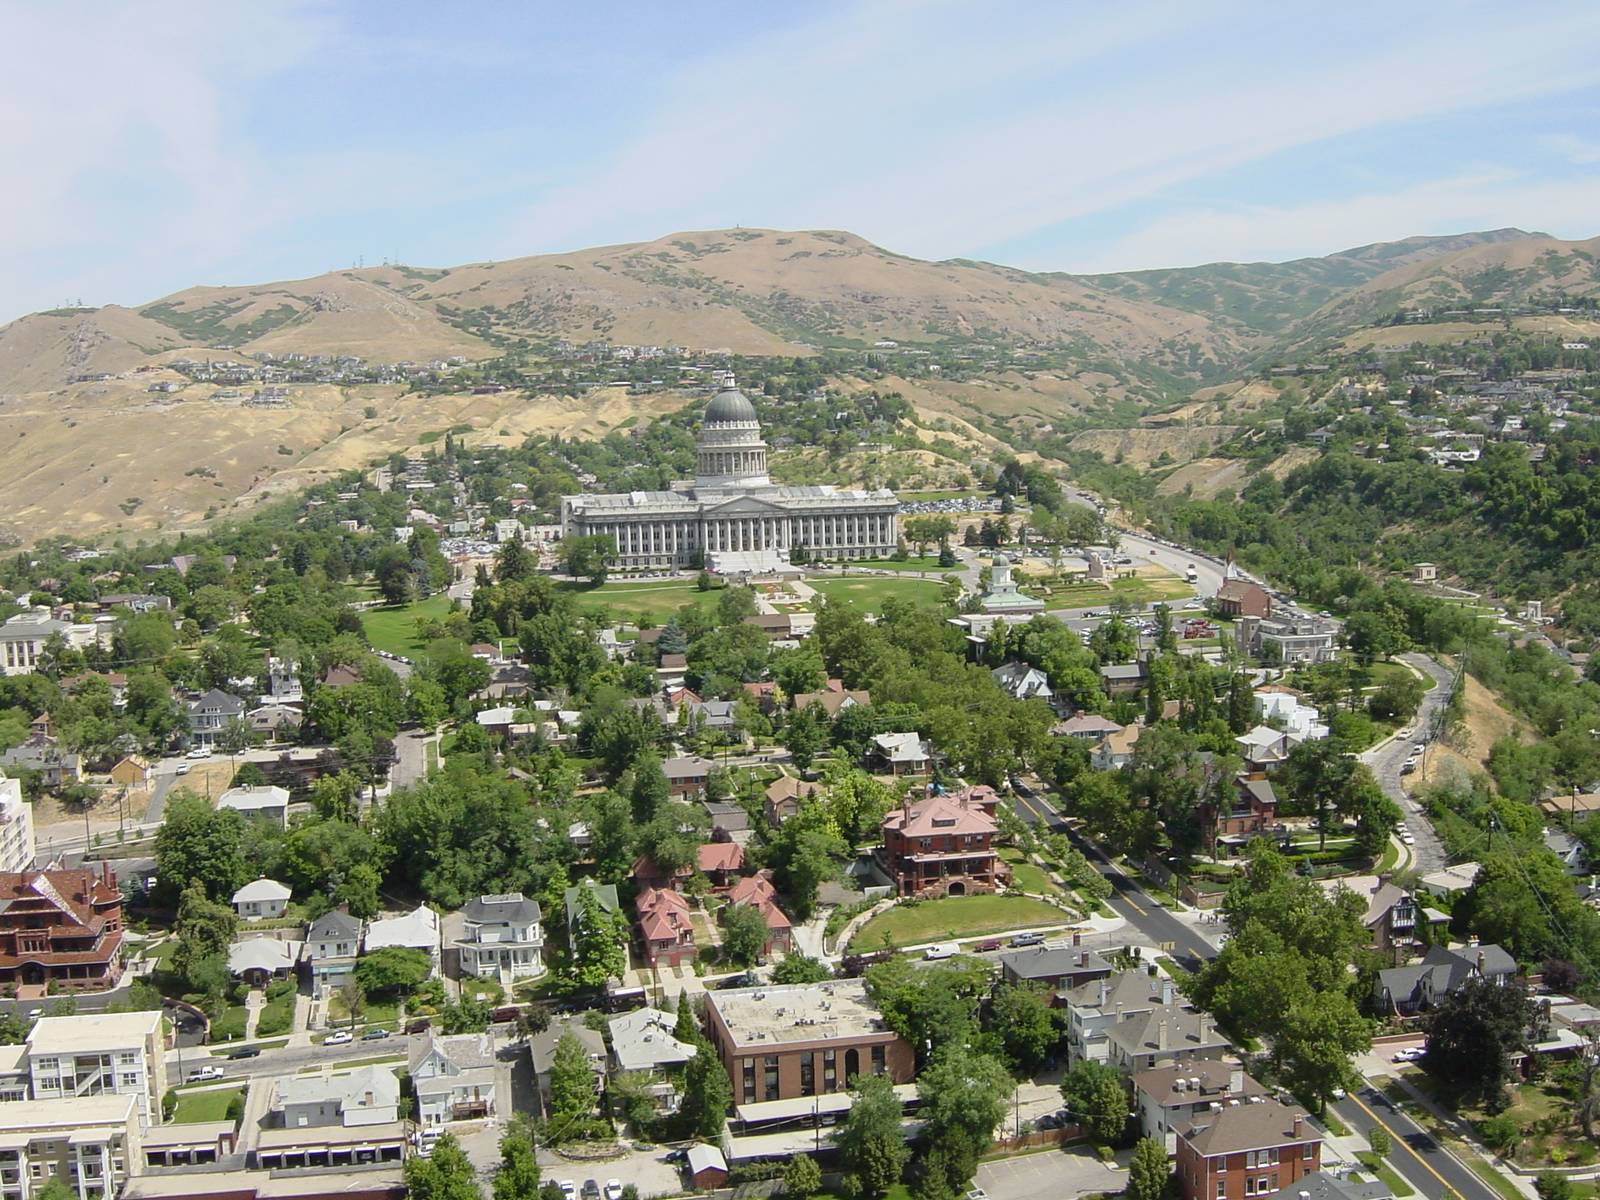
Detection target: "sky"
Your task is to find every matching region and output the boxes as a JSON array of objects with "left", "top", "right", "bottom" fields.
[{"left": 4, "top": 0, "right": 1600, "bottom": 324}]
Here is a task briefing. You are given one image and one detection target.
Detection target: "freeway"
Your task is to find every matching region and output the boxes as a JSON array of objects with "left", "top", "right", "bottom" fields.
[
  {"left": 1360, "top": 653, "right": 1457, "bottom": 875},
  {"left": 1332, "top": 1085, "right": 1503, "bottom": 1200},
  {"left": 1006, "top": 778, "right": 1217, "bottom": 967}
]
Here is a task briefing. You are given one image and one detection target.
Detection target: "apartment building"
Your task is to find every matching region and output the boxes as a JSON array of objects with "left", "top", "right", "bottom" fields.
[
  {"left": 0, "top": 1094, "right": 141, "bottom": 1200},
  {"left": 25, "top": 1011, "right": 166, "bottom": 1129},
  {"left": 703, "top": 980, "right": 915, "bottom": 1105},
  {"left": 0, "top": 778, "right": 34, "bottom": 876}
]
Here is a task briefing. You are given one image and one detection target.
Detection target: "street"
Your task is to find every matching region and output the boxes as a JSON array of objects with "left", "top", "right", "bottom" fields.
[
  {"left": 1359, "top": 653, "right": 1457, "bottom": 875},
  {"left": 1007, "top": 779, "right": 1217, "bottom": 966},
  {"left": 1332, "top": 1086, "right": 1501, "bottom": 1200}
]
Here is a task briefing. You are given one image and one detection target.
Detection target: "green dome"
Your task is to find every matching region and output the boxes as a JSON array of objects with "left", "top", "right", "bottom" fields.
[{"left": 704, "top": 387, "right": 757, "bottom": 424}]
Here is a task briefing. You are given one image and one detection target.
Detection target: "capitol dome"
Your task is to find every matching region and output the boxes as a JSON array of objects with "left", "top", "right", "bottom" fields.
[{"left": 704, "top": 386, "right": 758, "bottom": 425}]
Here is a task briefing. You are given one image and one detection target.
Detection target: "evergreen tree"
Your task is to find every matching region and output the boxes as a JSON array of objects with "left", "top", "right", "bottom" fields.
[
  {"left": 678, "top": 1033, "right": 732, "bottom": 1138},
  {"left": 1125, "top": 1138, "right": 1169, "bottom": 1200},
  {"left": 835, "top": 1072, "right": 909, "bottom": 1199},
  {"left": 405, "top": 1132, "right": 482, "bottom": 1200}
]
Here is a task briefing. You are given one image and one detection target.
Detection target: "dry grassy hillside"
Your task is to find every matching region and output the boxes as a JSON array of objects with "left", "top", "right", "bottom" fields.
[{"left": 0, "top": 306, "right": 191, "bottom": 394}]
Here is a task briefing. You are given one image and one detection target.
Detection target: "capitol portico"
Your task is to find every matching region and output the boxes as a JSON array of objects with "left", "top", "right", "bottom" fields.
[{"left": 560, "top": 384, "right": 898, "bottom": 574}]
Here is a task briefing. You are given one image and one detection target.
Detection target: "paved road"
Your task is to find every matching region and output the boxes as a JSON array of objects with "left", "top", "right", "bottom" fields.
[
  {"left": 1007, "top": 779, "right": 1217, "bottom": 967},
  {"left": 166, "top": 1030, "right": 425, "bottom": 1086},
  {"left": 1359, "top": 653, "right": 1457, "bottom": 875},
  {"left": 1333, "top": 1085, "right": 1502, "bottom": 1200},
  {"left": 391, "top": 729, "right": 434, "bottom": 790}
]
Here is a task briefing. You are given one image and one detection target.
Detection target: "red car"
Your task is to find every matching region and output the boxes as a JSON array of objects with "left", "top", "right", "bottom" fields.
[{"left": 975, "top": 939, "right": 1002, "bottom": 952}]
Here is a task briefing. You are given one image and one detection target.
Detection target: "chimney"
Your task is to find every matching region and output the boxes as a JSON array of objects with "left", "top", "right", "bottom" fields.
[
  {"left": 1099, "top": 978, "right": 1109, "bottom": 1008},
  {"left": 1079, "top": 951, "right": 1088, "bottom": 967},
  {"left": 1229, "top": 1065, "right": 1243, "bottom": 1093},
  {"left": 1292, "top": 1113, "right": 1304, "bottom": 1137},
  {"left": 1161, "top": 977, "right": 1174, "bottom": 1004},
  {"left": 1115, "top": 1003, "right": 1124, "bottom": 1022},
  {"left": 1073, "top": 929, "right": 1082, "bottom": 947},
  {"left": 1477, "top": 951, "right": 1485, "bottom": 974},
  {"left": 1198, "top": 1015, "right": 1210, "bottom": 1042},
  {"left": 1157, "top": 1020, "right": 1168, "bottom": 1050}
]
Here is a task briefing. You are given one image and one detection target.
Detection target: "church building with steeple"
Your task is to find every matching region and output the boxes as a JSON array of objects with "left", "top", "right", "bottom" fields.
[{"left": 560, "top": 383, "right": 898, "bottom": 574}]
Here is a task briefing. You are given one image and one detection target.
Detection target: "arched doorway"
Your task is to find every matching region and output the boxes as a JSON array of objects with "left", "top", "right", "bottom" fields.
[
  {"left": 21, "top": 962, "right": 44, "bottom": 987},
  {"left": 844, "top": 1048, "right": 860, "bottom": 1083},
  {"left": 946, "top": 881, "right": 966, "bottom": 897}
]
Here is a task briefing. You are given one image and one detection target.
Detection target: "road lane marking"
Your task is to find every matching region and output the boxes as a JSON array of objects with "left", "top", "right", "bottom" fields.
[{"left": 1347, "top": 1092, "right": 1462, "bottom": 1200}]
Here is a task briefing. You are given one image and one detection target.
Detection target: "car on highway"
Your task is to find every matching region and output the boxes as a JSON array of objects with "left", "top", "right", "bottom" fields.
[
  {"left": 175, "top": 763, "right": 192, "bottom": 776},
  {"left": 1392, "top": 1046, "right": 1425, "bottom": 1063},
  {"left": 324, "top": 1030, "right": 353, "bottom": 1045},
  {"left": 923, "top": 944, "right": 957, "bottom": 960},
  {"left": 188, "top": 1065, "right": 225, "bottom": 1081}
]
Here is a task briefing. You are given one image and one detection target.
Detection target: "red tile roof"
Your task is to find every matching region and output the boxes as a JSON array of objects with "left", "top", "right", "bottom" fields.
[
  {"left": 635, "top": 887, "right": 694, "bottom": 942},
  {"left": 697, "top": 843, "right": 745, "bottom": 874},
  {"left": 882, "top": 792, "right": 998, "bottom": 838}
]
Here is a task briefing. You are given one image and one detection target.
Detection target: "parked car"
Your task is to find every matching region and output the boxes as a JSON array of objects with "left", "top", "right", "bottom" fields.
[
  {"left": 175, "top": 763, "right": 192, "bottom": 776},
  {"left": 559, "top": 1182, "right": 577, "bottom": 1200},
  {"left": 407, "top": 1019, "right": 433, "bottom": 1034},
  {"left": 185, "top": 746, "right": 212, "bottom": 759},
  {"left": 1392, "top": 1046, "right": 1425, "bottom": 1063},
  {"left": 582, "top": 1182, "right": 601, "bottom": 1200},
  {"left": 188, "top": 1065, "right": 225, "bottom": 1082},
  {"left": 361, "top": 1028, "right": 391, "bottom": 1041},
  {"left": 923, "top": 944, "right": 957, "bottom": 960},
  {"left": 975, "top": 939, "right": 1002, "bottom": 952},
  {"left": 1011, "top": 932, "right": 1045, "bottom": 947},
  {"left": 604, "top": 1183, "right": 623, "bottom": 1200},
  {"left": 324, "top": 1030, "right": 353, "bottom": 1045},
  {"left": 228, "top": 1046, "right": 261, "bottom": 1060}
]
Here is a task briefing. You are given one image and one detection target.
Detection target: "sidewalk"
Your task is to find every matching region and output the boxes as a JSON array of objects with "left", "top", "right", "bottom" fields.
[{"left": 1388, "top": 1073, "right": 1540, "bottom": 1200}]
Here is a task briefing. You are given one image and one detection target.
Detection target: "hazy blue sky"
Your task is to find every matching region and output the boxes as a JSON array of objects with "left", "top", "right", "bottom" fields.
[{"left": 5, "top": 1, "right": 1600, "bottom": 323}]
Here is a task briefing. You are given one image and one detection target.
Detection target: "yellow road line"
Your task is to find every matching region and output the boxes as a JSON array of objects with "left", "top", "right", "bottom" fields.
[{"left": 1347, "top": 1092, "right": 1462, "bottom": 1200}]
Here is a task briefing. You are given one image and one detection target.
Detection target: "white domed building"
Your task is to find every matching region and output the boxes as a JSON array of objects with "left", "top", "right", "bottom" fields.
[{"left": 561, "top": 383, "right": 898, "bottom": 574}]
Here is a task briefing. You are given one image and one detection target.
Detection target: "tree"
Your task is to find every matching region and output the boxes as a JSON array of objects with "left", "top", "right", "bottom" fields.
[
  {"left": 784, "top": 704, "right": 831, "bottom": 771},
  {"left": 673, "top": 993, "right": 700, "bottom": 1044},
  {"left": 913, "top": 1047, "right": 1012, "bottom": 1200},
  {"left": 1424, "top": 975, "right": 1536, "bottom": 1110},
  {"left": 782, "top": 1154, "right": 821, "bottom": 1200},
  {"left": 1125, "top": 1138, "right": 1169, "bottom": 1200},
  {"left": 989, "top": 982, "right": 1058, "bottom": 1073},
  {"left": 1368, "top": 1126, "right": 1391, "bottom": 1159},
  {"left": 721, "top": 902, "right": 773, "bottom": 967},
  {"left": 678, "top": 1031, "right": 733, "bottom": 1138},
  {"left": 496, "top": 538, "right": 534, "bottom": 583},
  {"left": 172, "top": 881, "right": 237, "bottom": 990},
  {"left": 771, "top": 954, "right": 831, "bottom": 985},
  {"left": 1537, "top": 1174, "right": 1575, "bottom": 1200},
  {"left": 836, "top": 1072, "right": 910, "bottom": 1200},
  {"left": 1060, "top": 1059, "right": 1129, "bottom": 1144},
  {"left": 355, "top": 946, "right": 433, "bottom": 998},
  {"left": 568, "top": 883, "right": 629, "bottom": 989},
  {"left": 561, "top": 535, "right": 617, "bottom": 586},
  {"left": 546, "top": 1032, "right": 598, "bottom": 1134},
  {"left": 405, "top": 1132, "right": 482, "bottom": 1200},
  {"left": 154, "top": 792, "right": 247, "bottom": 906}
]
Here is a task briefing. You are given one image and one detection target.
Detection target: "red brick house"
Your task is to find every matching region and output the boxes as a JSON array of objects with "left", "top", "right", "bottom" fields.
[
  {"left": 662, "top": 755, "right": 715, "bottom": 799},
  {"left": 696, "top": 842, "right": 745, "bottom": 889},
  {"left": 635, "top": 887, "right": 696, "bottom": 968},
  {"left": 1175, "top": 1098, "right": 1320, "bottom": 1200},
  {"left": 1214, "top": 580, "right": 1272, "bottom": 620},
  {"left": 1201, "top": 775, "right": 1280, "bottom": 856},
  {"left": 879, "top": 789, "right": 1007, "bottom": 897},
  {"left": 0, "top": 865, "right": 124, "bottom": 991},
  {"left": 726, "top": 871, "right": 792, "bottom": 959}
]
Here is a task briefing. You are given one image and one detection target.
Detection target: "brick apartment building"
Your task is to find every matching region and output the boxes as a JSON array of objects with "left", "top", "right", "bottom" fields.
[
  {"left": 703, "top": 980, "right": 914, "bottom": 1104},
  {"left": 879, "top": 787, "right": 1006, "bottom": 898},
  {"left": 0, "top": 865, "right": 123, "bottom": 991},
  {"left": 1175, "top": 1098, "right": 1320, "bottom": 1200}
]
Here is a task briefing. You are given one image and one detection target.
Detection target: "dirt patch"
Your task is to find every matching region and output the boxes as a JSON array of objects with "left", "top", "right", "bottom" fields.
[
  {"left": 1416, "top": 673, "right": 1531, "bottom": 787},
  {"left": 1069, "top": 425, "right": 1238, "bottom": 468}
]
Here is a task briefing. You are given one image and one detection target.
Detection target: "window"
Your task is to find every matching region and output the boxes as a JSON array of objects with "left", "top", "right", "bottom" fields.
[
  {"left": 741, "top": 1059, "right": 755, "bottom": 1104},
  {"left": 1268, "top": 1150, "right": 1279, "bottom": 1166},
  {"left": 871, "top": 1044, "right": 886, "bottom": 1075},
  {"left": 1302, "top": 1144, "right": 1314, "bottom": 1161},
  {"left": 800, "top": 1055, "right": 815, "bottom": 1097},
  {"left": 1216, "top": 1182, "right": 1226, "bottom": 1199}
]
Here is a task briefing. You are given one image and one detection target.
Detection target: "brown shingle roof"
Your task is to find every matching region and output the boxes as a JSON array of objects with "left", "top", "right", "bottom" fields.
[{"left": 1178, "top": 1097, "right": 1314, "bottom": 1157}]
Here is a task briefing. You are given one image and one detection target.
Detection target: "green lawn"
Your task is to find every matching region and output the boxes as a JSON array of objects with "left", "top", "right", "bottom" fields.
[
  {"left": 808, "top": 575, "right": 945, "bottom": 613},
  {"left": 1029, "top": 573, "right": 1195, "bottom": 610},
  {"left": 358, "top": 593, "right": 455, "bottom": 656},
  {"left": 208, "top": 1005, "right": 248, "bottom": 1042},
  {"left": 849, "top": 895, "right": 1069, "bottom": 951},
  {"left": 172, "top": 1087, "right": 243, "bottom": 1124},
  {"left": 1355, "top": 1152, "right": 1414, "bottom": 1198},
  {"left": 999, "top": 847, "right": 1061, "bottom": 897},
  {"left": 558, "top": 579, "right": 721, "bottom": 623}
]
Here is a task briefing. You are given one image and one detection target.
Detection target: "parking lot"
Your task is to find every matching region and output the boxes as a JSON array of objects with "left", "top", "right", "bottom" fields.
[{"left": 974, "top": 1146, "right": 1127, "bottom": 1200}]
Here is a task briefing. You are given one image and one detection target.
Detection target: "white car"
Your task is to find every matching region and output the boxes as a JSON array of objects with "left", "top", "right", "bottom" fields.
[
  {"left": 175, "top": 763, "right": 192, "bottom": 776},
  {"left": 324, "top": 1030, "right": 353, "bottom": 1045},
  {"left": 604, "top": 1183, "right": 623, "bottom": 1200},
  {"left": 1392, "top": 1046, "right": 1425, "bottom": 1063},
  {"left": 185, "top": 746, "right": 212, "bottom": 759},
  {"left": 560, "top": 1182, "right": 577, "bottom": 1200},
  {"left": 188, "top": 1065, "right": 225, "bottom": 1081},
  {"left": 923, "top": 944, "right": 957, "bottom": 961}
]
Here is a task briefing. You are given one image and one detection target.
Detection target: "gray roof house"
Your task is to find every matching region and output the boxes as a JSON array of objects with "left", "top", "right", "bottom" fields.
[
  {"left": 1375, "top": 942, "right": 1518, "bottom": 1015},
  {"left": 1000, "top": 945, "right": 1113, "bottom": 990},
  {"left": 608, "top": 1006, "right": 697, "bottom": 1113},
  {"left": 187, "top": 688, "right": 246, "bottom": 746},
  {"left": 562, "top": 880, "right": 621, "bottom": 940},
  {"left": 305, "top": 910, "right": 362, "bottom": 997},
  {"left": 530, "top": 1018, "right": 608, "bottom": 1117},
  {"left": 1105, "top": 1005, "right": 1233, "bottom": 1074}
]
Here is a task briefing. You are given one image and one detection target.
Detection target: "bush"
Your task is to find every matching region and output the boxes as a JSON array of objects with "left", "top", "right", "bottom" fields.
[
  {"left": 265, "top": 977, "right": 298, "bottom": 1001},
  {"left": 1477, "top": 1113, "right": 1520, "bottom": 1155},
  {"left": 226, "top": 1090, "right": 246, "bottom": 1123},
  {"left": 783, "top": 1155, "right": 821, "bottom": 1200},
  {"left": 162, "top": 1091, "right": 177, "bottom": 1121}
]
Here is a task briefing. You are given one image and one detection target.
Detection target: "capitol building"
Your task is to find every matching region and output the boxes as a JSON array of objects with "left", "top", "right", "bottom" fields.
[{"left": 560, "top": 384, "right": 898, "bottom": 574}]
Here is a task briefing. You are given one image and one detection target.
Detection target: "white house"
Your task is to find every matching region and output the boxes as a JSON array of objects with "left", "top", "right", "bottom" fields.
[
  {"left": 991, "top": 662, "right": 1053, "bottom": 703},
  {"left": 608, "top": 1007, "right": 697, "bottom": 1114},
  {"left": 217, "top": 785, "right": 290, "bottom": 828},
  {"left": 454, "top": 894, "right": 545, "bottom": 984},
  {"left": 364, "top": 906, "right": 441, "bottom": 971},
  {"left": 1254, "top": 691, "right": 1328, "bottom": 742},
  {"left": 408, "top": 1032, "right": 498, "bottom": 1126},
  {"left": 232, "top": 878, "right": 292, "bottom": 920},
  {"left": 274, "top": 1065, "right": 400, "bottom": 1128},
  {"left": 304, "top": 910, "right": 362, "bottom": 997}
]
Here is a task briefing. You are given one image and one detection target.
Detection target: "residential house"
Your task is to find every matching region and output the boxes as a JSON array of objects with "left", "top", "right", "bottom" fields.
[
  {"left": 1133, "top": 1060, "right": 1267, "bottom": 1153},
  {"left": 1416, "top": 863, "right": 1480, "bottom": 902},
  {"left": 1201, "top": 776, "right": 1280, "bottom": 856},
  {"left": 409, "top": 1032, "right": 499, "bottom": 1126},
  {"left": 248, "top": 703, "right": 303, "bottom": 738},
  {"left": 227, "top": 937, "right": 303, "bottom": 986},
  {"left": 697, "top": 842, "right": 746, "bottom": 887},
  {"left": 636, "top": 887, "right": 696, "bottom": 968},
  {"left": 1107, "top": 1007, "right": 1233, "bottom": 1075},
  {"left": 1000, "top": 946, "right": 1113, "bottom": 991},
  {"left": 1238, "top": 617, "right": 1338, "bottom": 665},
  {"left": 879, "top": 789, "right": 1003, "bottom": 898},
  {"left": 703, "top": 800, "right": 751, "bottom": 843},
  {"left": 186, "top": 689, "right": 245, "bottom": 748},
  {"left": 1099, "top": 661, "right": 1148, "bottom": 698},
  {"left": 725, "top": 872, "right": 792, "bottom": 959},
  {"left": 232, "top": 878, "right": 292, "bottom": 920},
  {"left": 27, "top": 1009, "right": 166, "bottom": 1128},
  {"left": 304, "top": 910, "right": 362, "bottom": 997},
  {"left": 363, "top": 906, "right": 440, "bottom": 972},
  {"left": 662, "top": 756, "right": 715, "bottom": 799},
  {"left": 217, "top": 785, "right": 291, "bottom": 828},
  {"left": 62, "top": 671, "right": 128, "bottom": 711},
  {"left": 1093, "top": 724, "right": 1143, "bottom": 771},
  {"left": 274, "top": 1065, "right": 401, "bottom": 1128},
  {"left": 991, "top": 662, "right": 1054, "bottom": 703},
  {"left": 793, "top": 685, "right": 871, "bottom": 718},
  {"left": 107, "top": 755, "right": 149, "bottom": 788},
  {"left": 764, "top": 774, "right": 824, "bottom": 825},
  {"left": 1545, "top": 829, "right": 1587, "bottom": 876},
  {"left": 454, "top": 893, "right": 545, "bottom": 984},
  {"left": 562, "top": 881, "right": 621, "bottom": 946},
  {"left": 1374, "top": 942, "right": 1518, "bottom": 1015},
  {"left": 1234, "top": 726, "right": 1292, "bottom": 771},
  {"left": 608, "top": 1007, "right": 697, "bottom": 1114},
  {"left": 319, "top": 665, "right": 362, "bottom": 689},
  {"left": 687, "top": 1144, "right": 729, "bottom": 1190},
  {"left": 871, "top": 732, "right": 930, "bottom": 776},
  {"left": 0, "top": 738, "right": 81, "bottom": 787},
  {"left": 0, "top": 776, "right": 34, "bottom": 875},
  {"left": 529, "top": 1020, "right": 606, "bottom": 1118},
  {"left": 1255, "top": 692, "right": 1328, "bottom": 742},
  {"left": 1330, "top": 877, "right": 1446, "bottom": 964},
  {"left": 1213, "top": 581, "right": 1272, "bottom": 620},
  {"left": 703, "top": 980, "right": 915, "bottom": 1104},
  {"left": 0, "top": 865, "right": 123, "bottom": 992},
  {"left": 1053, "top": 714, "right": 1124, "bottom": 742},
  {"left": 1175, "top": 1097, "right": 1320, "bottom": 1200},
  {"left": 695, "top": 699, "right": 739, "bottom": 737}
]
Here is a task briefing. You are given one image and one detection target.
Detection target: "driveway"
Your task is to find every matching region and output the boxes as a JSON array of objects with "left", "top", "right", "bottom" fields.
[
  {"left": 975, "top": 1146, "right": 1125, "bottom": 1200},
  {"left": 1359, "top": 653, "right": 1456, "bottom": 875}
]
